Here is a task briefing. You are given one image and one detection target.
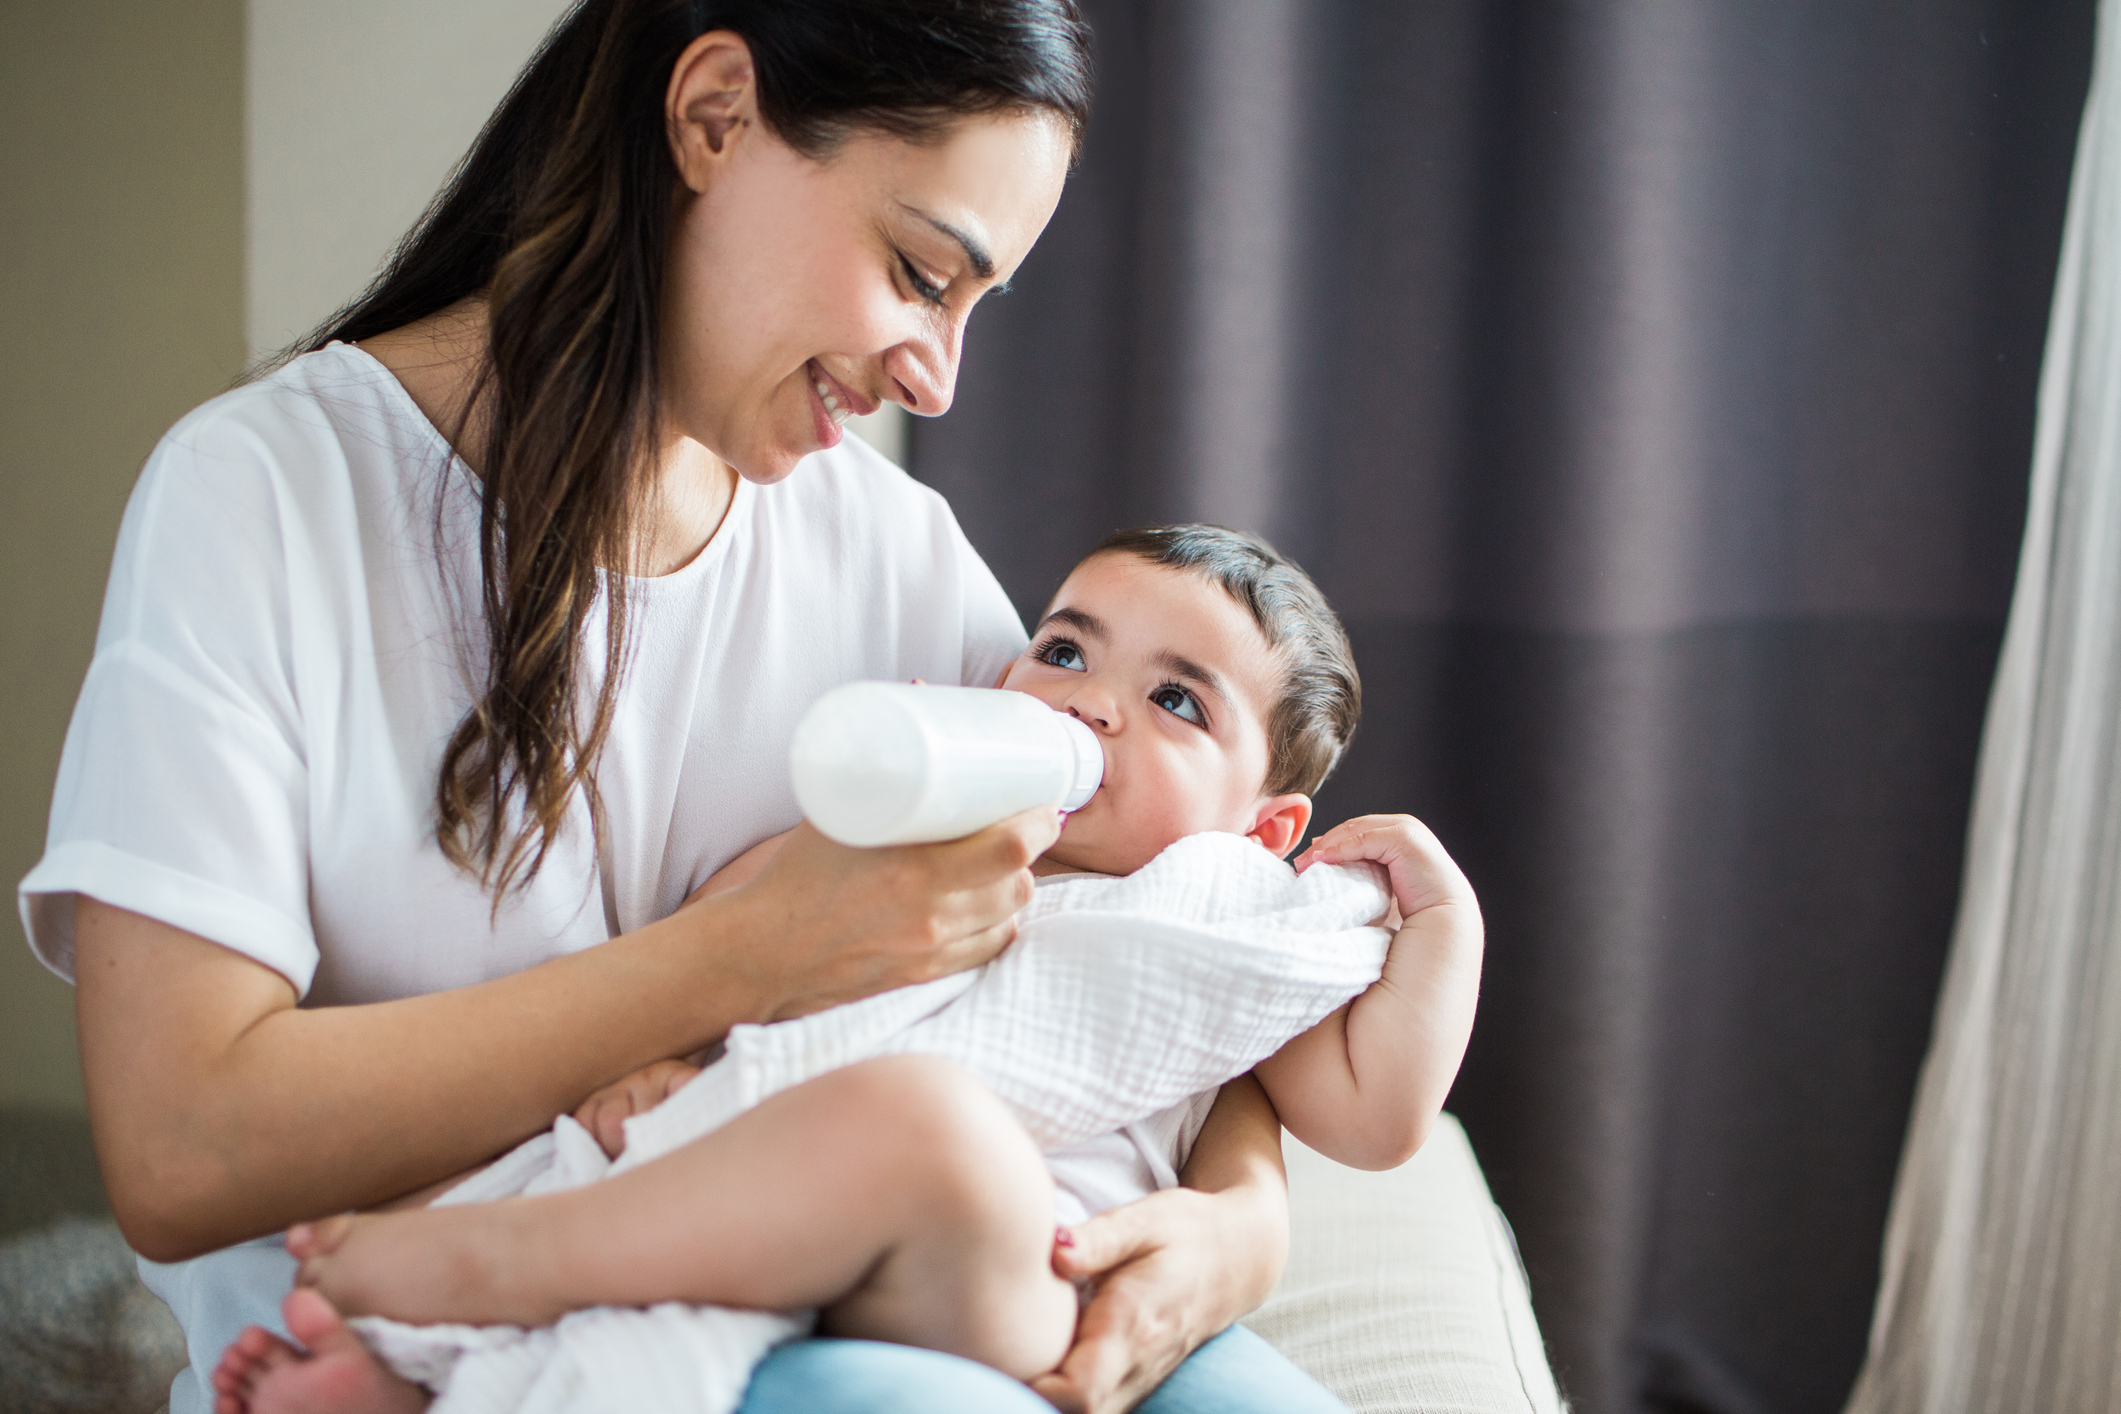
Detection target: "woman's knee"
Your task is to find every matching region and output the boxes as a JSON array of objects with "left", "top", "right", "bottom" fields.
[
  {"left": 742, "top": 1337, "right": 1054, "bottom": 1414},
  {"left": 1134, "top": 1325, "right": 1349, "bottom": 1414}
]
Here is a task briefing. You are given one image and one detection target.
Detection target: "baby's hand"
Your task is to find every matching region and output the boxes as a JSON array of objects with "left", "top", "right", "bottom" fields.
[
  {"left": 1293, "top": 814, "right": 1474, "bottom": 925},
  {"left": 573, "top": 1059, "right": 701, "bottom": 1159}
]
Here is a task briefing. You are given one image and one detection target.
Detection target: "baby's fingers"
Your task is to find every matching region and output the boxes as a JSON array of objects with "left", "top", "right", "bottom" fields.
[
  {"left": 573, "top": 1090, "right": 629, "bottom": 1158},
  {"left": 1298, "top": 815, "right": 1408, "bottom": 866}
]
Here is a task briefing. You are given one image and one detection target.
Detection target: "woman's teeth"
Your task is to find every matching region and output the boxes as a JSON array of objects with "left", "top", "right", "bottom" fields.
[{"left": 813, "top": 374, "right": 853, "bottom": 427}]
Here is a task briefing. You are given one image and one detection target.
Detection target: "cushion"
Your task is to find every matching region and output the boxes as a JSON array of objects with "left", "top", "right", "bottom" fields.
[
  {"left": 0, "top": 1216, "right": 185, "bottom": 1414},
  {"left": 1250, "top": 1115, "right": 1566, "bottom": 1413}
]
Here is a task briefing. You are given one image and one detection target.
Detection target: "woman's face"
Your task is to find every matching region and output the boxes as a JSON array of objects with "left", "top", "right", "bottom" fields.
[{"left": 660, "top": 37, "right": 1073, "bottom": 484}]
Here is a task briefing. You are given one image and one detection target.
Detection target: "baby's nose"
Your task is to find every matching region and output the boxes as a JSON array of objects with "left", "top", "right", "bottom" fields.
[{"left": 1068, "top": 702, "right": 1115, "bottom": 731}]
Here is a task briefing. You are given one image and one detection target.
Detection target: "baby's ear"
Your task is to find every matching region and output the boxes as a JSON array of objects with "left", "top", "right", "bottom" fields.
[{"left": 1247, "top": 793, "right": 1312, "bottom": 859}]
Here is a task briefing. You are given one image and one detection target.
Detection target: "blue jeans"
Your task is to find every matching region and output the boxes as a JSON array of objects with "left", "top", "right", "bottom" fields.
[{"left": 738, "top": 1324, "right": 1346, "bottom": 1413}]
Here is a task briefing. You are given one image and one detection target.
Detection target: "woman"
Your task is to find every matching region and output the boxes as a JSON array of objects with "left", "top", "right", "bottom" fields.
[{"left": 22, "top": 3, "right": 1328, "bottom": 1412}]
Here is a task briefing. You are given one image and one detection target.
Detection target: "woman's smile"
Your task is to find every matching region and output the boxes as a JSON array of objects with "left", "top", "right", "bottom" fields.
[{"left": 804, "top": 359, "right": 876, "bottom": 452}]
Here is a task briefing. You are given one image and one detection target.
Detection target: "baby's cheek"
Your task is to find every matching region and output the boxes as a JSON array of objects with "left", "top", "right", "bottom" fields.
[{"left": 1123, "top": 788, "right": 1210, "bottom": 861}]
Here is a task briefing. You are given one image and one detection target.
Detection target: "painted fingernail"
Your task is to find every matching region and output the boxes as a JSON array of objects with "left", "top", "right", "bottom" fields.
[{"left": 1054, "top": 1225, "right": 1076, "bottom": 1249}]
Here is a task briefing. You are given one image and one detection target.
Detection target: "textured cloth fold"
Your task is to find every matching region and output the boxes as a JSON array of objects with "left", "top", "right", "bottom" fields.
[{"left": 355, "top": 832, "right": 1391, "bottom": 1414}]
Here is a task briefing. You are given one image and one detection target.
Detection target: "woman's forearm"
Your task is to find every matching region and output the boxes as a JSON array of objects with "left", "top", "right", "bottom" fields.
[
  {"left": 1177, "top": 1074, "right": 1290, "bottom": 1312},
  {"left": 76, "top": 811, "right": 1054, "bottom": 1262},
  {"left": 76, "top": 896, "right": 770, "bottom": 1262}
]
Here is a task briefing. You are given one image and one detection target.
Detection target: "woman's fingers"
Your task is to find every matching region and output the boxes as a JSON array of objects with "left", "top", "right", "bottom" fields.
[
  {"left": 1031, "top": 1314, "right": 1140, "bottom": 1413},
  {"left": 1036, "top": 1191, "right": 1233, "bottom": 1412},
  {"left": 727, "top": 808, "right": 1058, "bottom": 1018},
  {"left": 1035, "top": 1248, "right": 1193, "bottom": 1414},
  {"left": 929, "top": 915, "right": 1020, "bottom": 979},
  {"left": 926, "top": 806, "right": 1060, "bottom": 890},
  {"left": 1050, "top": 1205, "right": 1153, "bottom": 1281}
]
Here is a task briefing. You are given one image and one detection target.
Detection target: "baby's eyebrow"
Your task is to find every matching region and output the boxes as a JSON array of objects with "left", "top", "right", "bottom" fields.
[
  {"left": 1038, "top": 606, "right": 1108, "bottom": 640},
  {"left": 1155, "top": 649, "right": 1233, "bottom": 708}
]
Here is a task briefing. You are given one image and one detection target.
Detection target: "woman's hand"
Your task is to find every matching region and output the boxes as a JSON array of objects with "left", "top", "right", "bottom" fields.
[
  {"left": 1032, "top": 1077, "right": 1288, "bottom": 1413},
  {"left": 700, "top": 810, "right": 1061, "bottom": 1023},
  {"left": 572, "top": 1058, "right": 701, "bottom": 1158}
]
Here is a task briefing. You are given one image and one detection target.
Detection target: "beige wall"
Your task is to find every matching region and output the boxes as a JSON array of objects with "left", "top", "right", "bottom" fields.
[
  {"left": 247, "top": 0, "right": 572, "bottom": 358},
  {"left": 0, "top": 2, "right": 248, "bottom": 1110},
  {"left": 243, "top": 0, "right": 905, "bottom": 455}
]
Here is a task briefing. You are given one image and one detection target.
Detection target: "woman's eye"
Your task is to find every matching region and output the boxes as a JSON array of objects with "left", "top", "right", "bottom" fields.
[
  {"left": 898, "top": 253, "right": 947, "bottom": 307},
  {"left": 1039, "top": 641, "right": 1086, "bottom": 671},
  {"left": 1153, "top": 685, "right": 1205, "bottom": 725}
]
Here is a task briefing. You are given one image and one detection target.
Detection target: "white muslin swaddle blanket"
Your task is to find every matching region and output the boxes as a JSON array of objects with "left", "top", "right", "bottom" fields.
[{"left": 352, "top": 831, "right": 1392, "bottom": 1414}]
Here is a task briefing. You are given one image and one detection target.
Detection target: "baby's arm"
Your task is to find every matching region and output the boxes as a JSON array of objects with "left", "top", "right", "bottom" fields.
[{"left": 1252, "top": 815, "right": 1483, "bottom": 1170}]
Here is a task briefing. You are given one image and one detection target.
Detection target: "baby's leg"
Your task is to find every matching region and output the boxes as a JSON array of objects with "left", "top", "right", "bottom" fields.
[{"left": 292, "top": 1056, "right": 1077, "bottom": 1380}]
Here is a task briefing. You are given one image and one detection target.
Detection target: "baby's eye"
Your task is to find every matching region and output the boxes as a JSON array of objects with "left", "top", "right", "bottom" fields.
[
  {"left": 1152, "top": 684, "right": 1205, "bottom": 725},
  {"left": 1039, "top": 640, "right": 1087, "bottom": 672}
]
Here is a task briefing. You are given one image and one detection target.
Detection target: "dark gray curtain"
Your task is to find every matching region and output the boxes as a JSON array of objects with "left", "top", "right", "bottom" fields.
[{"left": 912, "top": 4, "right": 2096, "bottom": 1412}]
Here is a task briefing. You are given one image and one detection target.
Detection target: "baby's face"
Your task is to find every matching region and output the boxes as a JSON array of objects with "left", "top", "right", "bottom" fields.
[{"left": 1000, "top": 553, "right": 1307, "bottom": 876}]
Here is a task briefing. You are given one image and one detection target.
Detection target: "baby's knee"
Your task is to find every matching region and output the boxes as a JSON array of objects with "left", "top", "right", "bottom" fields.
[
  {"left": 814, "top": 1058, "right": 1074, "bottom": 1375},
  {"left": 828, "top": 1059, "right": 1058, "bottom": 1259},
  {"left": 848, "top": 1060, "right": 1044, "bottom": 1210}
]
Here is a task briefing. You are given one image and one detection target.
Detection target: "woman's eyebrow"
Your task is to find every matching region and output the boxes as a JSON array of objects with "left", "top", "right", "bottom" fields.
[
  {"left": 1036, "top": 606, "right": 1107, "bottom": 639},
  {"left": 898, "top": 203, "right": 997, "bottom": 281}
]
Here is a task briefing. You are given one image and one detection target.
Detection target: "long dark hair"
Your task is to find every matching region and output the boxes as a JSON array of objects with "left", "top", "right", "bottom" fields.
[{"left": 299, "top": 0, "right": 1092, "bottom": 898}]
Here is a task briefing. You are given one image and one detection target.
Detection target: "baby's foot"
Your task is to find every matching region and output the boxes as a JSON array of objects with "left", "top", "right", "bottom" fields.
[
  {"left": 290, "top": 1206, "right": 552, "bottom": 1328},
  {"left": 211, "top": 1288, "right": 426, "bottom": 1414}
]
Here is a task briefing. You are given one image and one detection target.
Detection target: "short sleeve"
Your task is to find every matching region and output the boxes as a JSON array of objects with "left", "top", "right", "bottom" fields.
[
  {"left": 952, "top": 522, "right": 1028, "bottom": 690},
  {"left": 18, "top": 405, "right": 319, "bottom": 993}
]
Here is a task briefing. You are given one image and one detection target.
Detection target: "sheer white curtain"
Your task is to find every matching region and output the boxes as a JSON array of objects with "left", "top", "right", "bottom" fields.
[{"left": 1845, "top": 4, "right": 2121, "bottom": 1409}]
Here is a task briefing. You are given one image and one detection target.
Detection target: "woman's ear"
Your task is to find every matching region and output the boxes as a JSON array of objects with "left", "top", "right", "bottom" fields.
[
  {"left": 666, "top": 30, "right": 760, "bottom": 191},
  {"left": 1246, "top": 793, "right": 1313, "bottom": 859}
]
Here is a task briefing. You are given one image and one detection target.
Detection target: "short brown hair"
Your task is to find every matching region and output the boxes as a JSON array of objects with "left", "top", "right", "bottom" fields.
[{"left": 1083, "top": 525, "right": 1360, "bottom": 796}]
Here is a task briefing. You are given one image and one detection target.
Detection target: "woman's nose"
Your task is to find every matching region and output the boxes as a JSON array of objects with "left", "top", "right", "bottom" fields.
[{"left": 883, "top": 317, "right": 965, "bottom": 416}]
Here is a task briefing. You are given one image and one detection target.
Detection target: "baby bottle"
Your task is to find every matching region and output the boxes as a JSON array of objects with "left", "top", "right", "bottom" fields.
[{"left": 790, "top": 681, "right": 1103, "bottom": 847}]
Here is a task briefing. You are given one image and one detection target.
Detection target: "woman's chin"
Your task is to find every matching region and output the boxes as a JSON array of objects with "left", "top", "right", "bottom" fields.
[{"left": 730, "top": 444, "right": 806, "bottom": 486}]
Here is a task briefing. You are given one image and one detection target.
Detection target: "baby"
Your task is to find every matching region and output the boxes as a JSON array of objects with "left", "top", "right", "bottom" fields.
[{"left": 211, "top": 524, "right": 1484, "bottom": 1414}]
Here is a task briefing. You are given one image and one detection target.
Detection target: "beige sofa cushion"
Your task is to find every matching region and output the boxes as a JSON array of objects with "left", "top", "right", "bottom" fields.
[{"left": 1249, "top": 1116, "right": 1566, "bottom": 1413}]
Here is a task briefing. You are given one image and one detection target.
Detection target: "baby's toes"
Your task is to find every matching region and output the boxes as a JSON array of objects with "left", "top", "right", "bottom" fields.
[{"left": 212, "top": 1326, "right": 300, "bottom": 1414}]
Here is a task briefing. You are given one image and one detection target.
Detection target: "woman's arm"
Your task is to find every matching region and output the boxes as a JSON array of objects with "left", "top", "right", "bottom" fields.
[
  {"left": 569, "top": 830, "right": 795, "bottom": 1159},
  {"left": 76, "top": 811, "right": 1057, "bottom": 1263},
  {"left": 1031, "top": 1075, "right": 1289, "bottom": 1414},
  {"left": 1253, "top": 814, "right": 1483, "bottom": 1170}
]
